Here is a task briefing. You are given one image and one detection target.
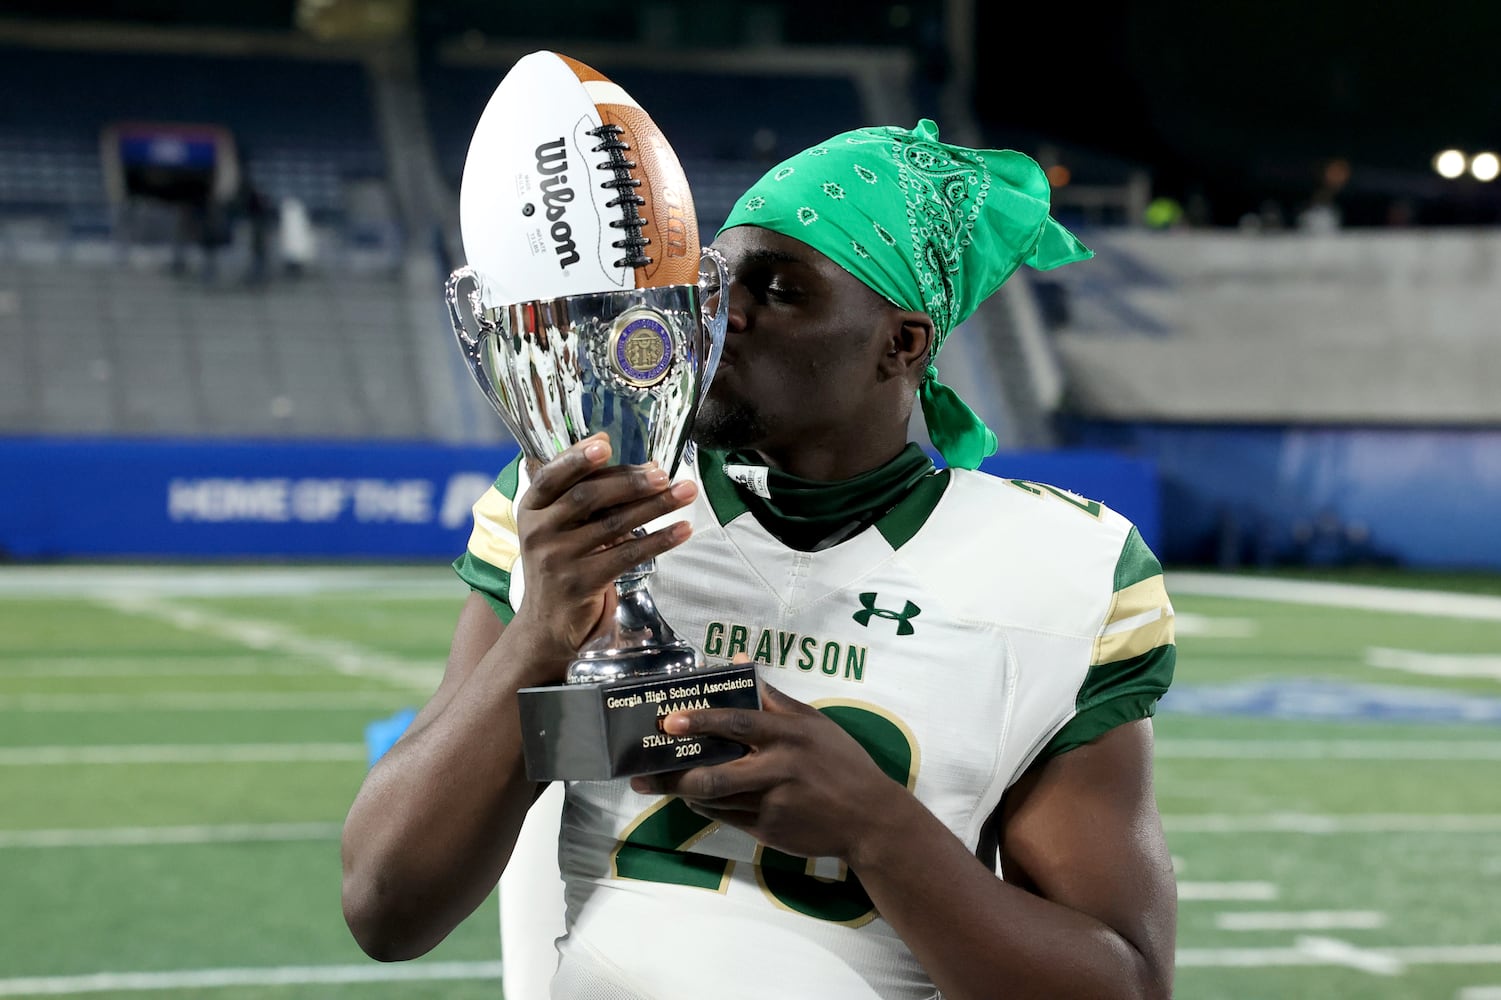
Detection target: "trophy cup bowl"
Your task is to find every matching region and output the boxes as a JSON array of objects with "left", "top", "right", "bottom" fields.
[{"left": 445, "top": 249, "right": 760, "bottom": 780}]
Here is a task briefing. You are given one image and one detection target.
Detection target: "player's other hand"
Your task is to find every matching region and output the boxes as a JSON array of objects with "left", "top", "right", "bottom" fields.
[
  {"left": 512, "top": 432, "right": 696, "bottom": 663},
  {"left": 631, "top": 662, "right": 911, "bottom": 864}
]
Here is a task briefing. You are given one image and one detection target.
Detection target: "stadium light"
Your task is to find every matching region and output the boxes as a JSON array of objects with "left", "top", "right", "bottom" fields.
[
  {"left": 1471, "top": 152, "right": 1500, "bottom": 182},
  {"left": 1433, "top": 149, "right": 1467, "bottom": 179}
]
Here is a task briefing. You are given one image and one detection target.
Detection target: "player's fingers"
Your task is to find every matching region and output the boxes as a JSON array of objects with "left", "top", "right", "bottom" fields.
[
  {"left": 572, "top": 480, "right": 698, "bottom": 550},
  {"left": 520, "top": 434, "right": 612, "bottom": 509},
  {"left": 551, "top": 464, "right": 683, "bottom": 529},
  {"left": 678, "top": 800, "right": 760, "bottom": 829},
  {"left": 635, "top": 755, "right": 769, "bottom": 801},
  {"left": 577, "top": 520, "right": 693, "bottom": 581},
  {"left": 756, "top": 681, "right": 815, "bottom": 717},
  {"left": 660, "top": 702, "right": 786, "bottom": 744}
]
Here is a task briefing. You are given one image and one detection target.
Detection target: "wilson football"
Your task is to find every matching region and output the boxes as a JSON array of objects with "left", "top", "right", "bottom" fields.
[{"left": 459, "top": 51, "right": 701, "bottom": 305}]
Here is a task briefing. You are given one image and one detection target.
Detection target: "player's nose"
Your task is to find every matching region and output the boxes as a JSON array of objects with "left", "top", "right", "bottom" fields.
[{"left": 723, "top": 279, "right": 751, "bottom": 334}]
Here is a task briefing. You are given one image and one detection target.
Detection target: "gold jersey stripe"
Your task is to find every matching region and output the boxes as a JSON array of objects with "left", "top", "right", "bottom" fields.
[
  {"left": 466, "top": 486, "right": 520, "bottom": 573},
  {"left": 1094, "top": 609, "right": 1175, "bottom": 666},
  {"left": 1107, "top": 574, "right": 1171, "bottom": 627}
]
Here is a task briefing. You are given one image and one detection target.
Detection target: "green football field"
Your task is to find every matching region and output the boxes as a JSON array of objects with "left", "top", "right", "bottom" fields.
[{"left": 1, "top": 565, "right": 1499, "bottom": 1000}]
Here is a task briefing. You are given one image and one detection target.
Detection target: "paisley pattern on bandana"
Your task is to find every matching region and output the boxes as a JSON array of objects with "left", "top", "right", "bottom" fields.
[{"left": 718, "top": 119, "right": 1093, "bottom": 469}]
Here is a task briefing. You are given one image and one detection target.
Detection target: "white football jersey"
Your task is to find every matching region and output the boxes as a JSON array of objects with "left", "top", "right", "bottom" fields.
[{"left": 455, "top": 449, "right": 1175, "bottom": 999}]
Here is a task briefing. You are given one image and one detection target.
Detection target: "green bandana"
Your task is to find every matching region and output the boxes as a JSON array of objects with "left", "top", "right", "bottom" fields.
[{"left": 718, "top": 119, "right": 1093, "bottom": 469}]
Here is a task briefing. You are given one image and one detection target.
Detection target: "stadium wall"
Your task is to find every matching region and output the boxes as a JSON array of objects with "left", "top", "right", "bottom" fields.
[
  {"left": 0, "top": 439, "right": 1161, "bottom": 561},
  {"left": 1070, "top": 421, "right": 1501, "bottom": 570}
]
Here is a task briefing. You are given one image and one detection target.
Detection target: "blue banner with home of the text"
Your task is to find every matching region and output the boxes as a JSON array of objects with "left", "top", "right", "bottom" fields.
[{"left": 0, "top": 438, "right": 1161, "bottom": 561}]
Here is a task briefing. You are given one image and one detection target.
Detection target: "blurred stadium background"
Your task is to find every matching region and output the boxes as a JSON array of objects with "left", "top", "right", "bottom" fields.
[{"left": 1, "top": 1, "right": 1499, "bottom": 998}]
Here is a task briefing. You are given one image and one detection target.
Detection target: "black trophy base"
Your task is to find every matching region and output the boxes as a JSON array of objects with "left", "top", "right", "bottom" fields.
[{"left": 517, "top": 660, "right": 761, "bottom": 781}]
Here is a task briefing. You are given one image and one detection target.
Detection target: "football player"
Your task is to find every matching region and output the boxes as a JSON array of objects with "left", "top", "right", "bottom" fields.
[{"left": 343, "top": 120, "right": 1177, "bottom": 1000}]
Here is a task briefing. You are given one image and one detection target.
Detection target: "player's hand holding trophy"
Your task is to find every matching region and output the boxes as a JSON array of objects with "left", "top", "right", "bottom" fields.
[{"left": 444, "top": 51, "right": 760, "bottom": 781}]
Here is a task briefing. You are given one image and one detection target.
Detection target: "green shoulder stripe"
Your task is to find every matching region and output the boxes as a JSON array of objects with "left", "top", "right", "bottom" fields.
[
  {"left": 1041, "top": 644, "right": 1175, "bottom": 758},
  {"left": 495, "top": 452, "right": 523, "bottom": 500},
  {"left": 1113, "top": 526, "right": 1161, "bottom": 591},
  {"left": 452, "top": 550, "right": 516, "bottom": 624}
]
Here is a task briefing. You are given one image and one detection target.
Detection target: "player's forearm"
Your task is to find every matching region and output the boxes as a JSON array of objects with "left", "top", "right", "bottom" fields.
[
  {"left": 849, "top": 796, "right": 1170, "bottom": 1000},
  {"left": 340, "top": 620, "right": 560, "bottom": 960}
]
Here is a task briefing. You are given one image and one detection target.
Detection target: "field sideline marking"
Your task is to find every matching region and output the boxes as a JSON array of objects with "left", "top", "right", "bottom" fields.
[
  {"left": 91, "top": 592, "right": 443, "bottom": 692},
  {"left": 1216, "top": 911, "right": 1386, "bottom": 931},
  {"left": 1177, "top": 941, "right": 1501, "bottom": 971},
  {"left": 1164, "top": 813, "right": 1501, "bottom": 834},
  {"left": 0, "top": 744, "right": 365, "bottom": 765},
  {"left": 1458, "top": 988, "right": 1501, "bottom": 999},
  {"left": 0, "top": 961, "right": 501, "bottom": 996},
  {"left": 1169, "top": 573, "right": 1501, "bottom": 622},
  {"left": 0, "top": 692, "right": 410, "bottom": 712},
  {"left": 1157, "top": 739, "right": 1501, "bottom": 760},
  {"left": 4, "top": 657, "right": 341, "bottom": 677},
  {"left": 0, "top": 565, "right": 462, "bottom": 599},
  {"left": 0, "top": 823, "right": 343, "bottom": 849}
]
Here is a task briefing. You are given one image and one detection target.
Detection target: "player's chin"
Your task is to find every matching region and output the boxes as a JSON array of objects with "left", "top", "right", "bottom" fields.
[{"left": 691, "top": 394, "right": 765, "bottom": 452}]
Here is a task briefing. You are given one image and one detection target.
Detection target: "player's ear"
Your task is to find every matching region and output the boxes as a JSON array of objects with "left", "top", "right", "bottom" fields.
[{"left": 877, "top": 310, "right": 933, "bottom": 385}]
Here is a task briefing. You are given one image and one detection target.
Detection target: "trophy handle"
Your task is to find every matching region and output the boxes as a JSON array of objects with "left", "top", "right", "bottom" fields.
[
  {"left": 445, "top": 266, "right": 527, "bottom": 446},
  {"left": 696, "top": 246, "right": 730, "bottom": 411}
]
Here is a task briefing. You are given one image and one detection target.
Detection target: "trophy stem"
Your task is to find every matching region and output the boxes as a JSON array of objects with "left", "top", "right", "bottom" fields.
[{"left": 567, "top": 556, "right": 702, "bottom": 684}]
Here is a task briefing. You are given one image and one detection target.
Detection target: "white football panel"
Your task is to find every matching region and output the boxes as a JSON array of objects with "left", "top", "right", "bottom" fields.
[{"left": 459, "top": 50, "right": 632, "bottom": 304}]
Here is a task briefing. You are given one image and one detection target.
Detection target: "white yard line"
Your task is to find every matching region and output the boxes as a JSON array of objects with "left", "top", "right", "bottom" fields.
[
  {"left": 0, "top": 744, "right": 365, "bottom": 765},
  {"left": 1177, "top": 881, "right": 1278, "bottom": 901},
  {"left": 0, "top": 961, "right": 501, "bottom": 996},
  {"left": 92, "top": 592, "right": 443, "bottom": 692},
  {"left": 0, "top": 822, "right": 343, "bottom": 849},
  {"left": 1158, "top": 740, "right": 1501, "bottom": 760},
  {"left": 1367, "top": 647, "right": 1501, "bottom": 681},
  {"left": 1216, "top": 911, "right": 1387, "bottom": 932},
  {"left": 1292, "top": 936, "right": 1406, "bottom": 975},
  {"left": 1169, "top": 572, "right": 1501, "bottom": 622},
  {"left": 0, "top": 692, "right": 410, "bottom": 712},
  {"left": 1164, "top": 813, "right": 1501, "bottom": 834},
  {"left": 1458, "top": 988, "right": 1501, "bottom": 999},
  {"left": 1401, "top": 947, "right": 1501, "bottom": 964},
  {"left": 1174, "top": 612, "right": 1259, "bottom": 638}
]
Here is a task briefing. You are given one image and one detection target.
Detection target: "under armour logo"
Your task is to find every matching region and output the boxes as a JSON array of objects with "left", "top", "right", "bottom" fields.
[{"left": 852, "top": 592, "right": 921, "bottom": 636}]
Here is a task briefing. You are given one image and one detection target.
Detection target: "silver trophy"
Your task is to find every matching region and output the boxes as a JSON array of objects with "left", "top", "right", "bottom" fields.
[{"left": 445, "top": 253, "right": 760, "bottom": 780}]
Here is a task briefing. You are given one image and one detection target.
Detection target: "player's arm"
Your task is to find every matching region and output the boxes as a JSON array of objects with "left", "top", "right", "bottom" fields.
[
  {"left": 855, "top": 719, "right": 1175, "bottom": 1000},
  {"left": 340, "top": 434, "right": 696, "bottom": 961},
  {"left": 640, "top": 692, "right": 1173, "bottom": 1000}
]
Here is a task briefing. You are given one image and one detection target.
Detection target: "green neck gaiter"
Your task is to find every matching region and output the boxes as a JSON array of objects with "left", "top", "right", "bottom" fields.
[{"left": 713, "top": 444, "right": 934, "bottom": 551}]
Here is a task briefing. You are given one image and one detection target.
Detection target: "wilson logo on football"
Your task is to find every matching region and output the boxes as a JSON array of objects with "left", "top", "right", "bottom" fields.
[{"left": 533, "top": 138, "right": 580, "bottom": 268}]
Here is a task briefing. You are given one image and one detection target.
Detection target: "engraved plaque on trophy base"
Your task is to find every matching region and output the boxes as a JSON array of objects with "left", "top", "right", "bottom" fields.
[{"left": 517, "top": 661, "right": 761, "bottom": 781}]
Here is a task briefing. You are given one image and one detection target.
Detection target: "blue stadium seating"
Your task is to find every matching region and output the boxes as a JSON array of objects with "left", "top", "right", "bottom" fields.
[{"left": 0, "top": 46, "right": 385, "bottom": 223}]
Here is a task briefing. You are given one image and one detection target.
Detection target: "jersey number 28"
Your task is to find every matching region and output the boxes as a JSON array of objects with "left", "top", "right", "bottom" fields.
[{"left": 611, "top": 702, "right": 917, "bottom": 926}]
